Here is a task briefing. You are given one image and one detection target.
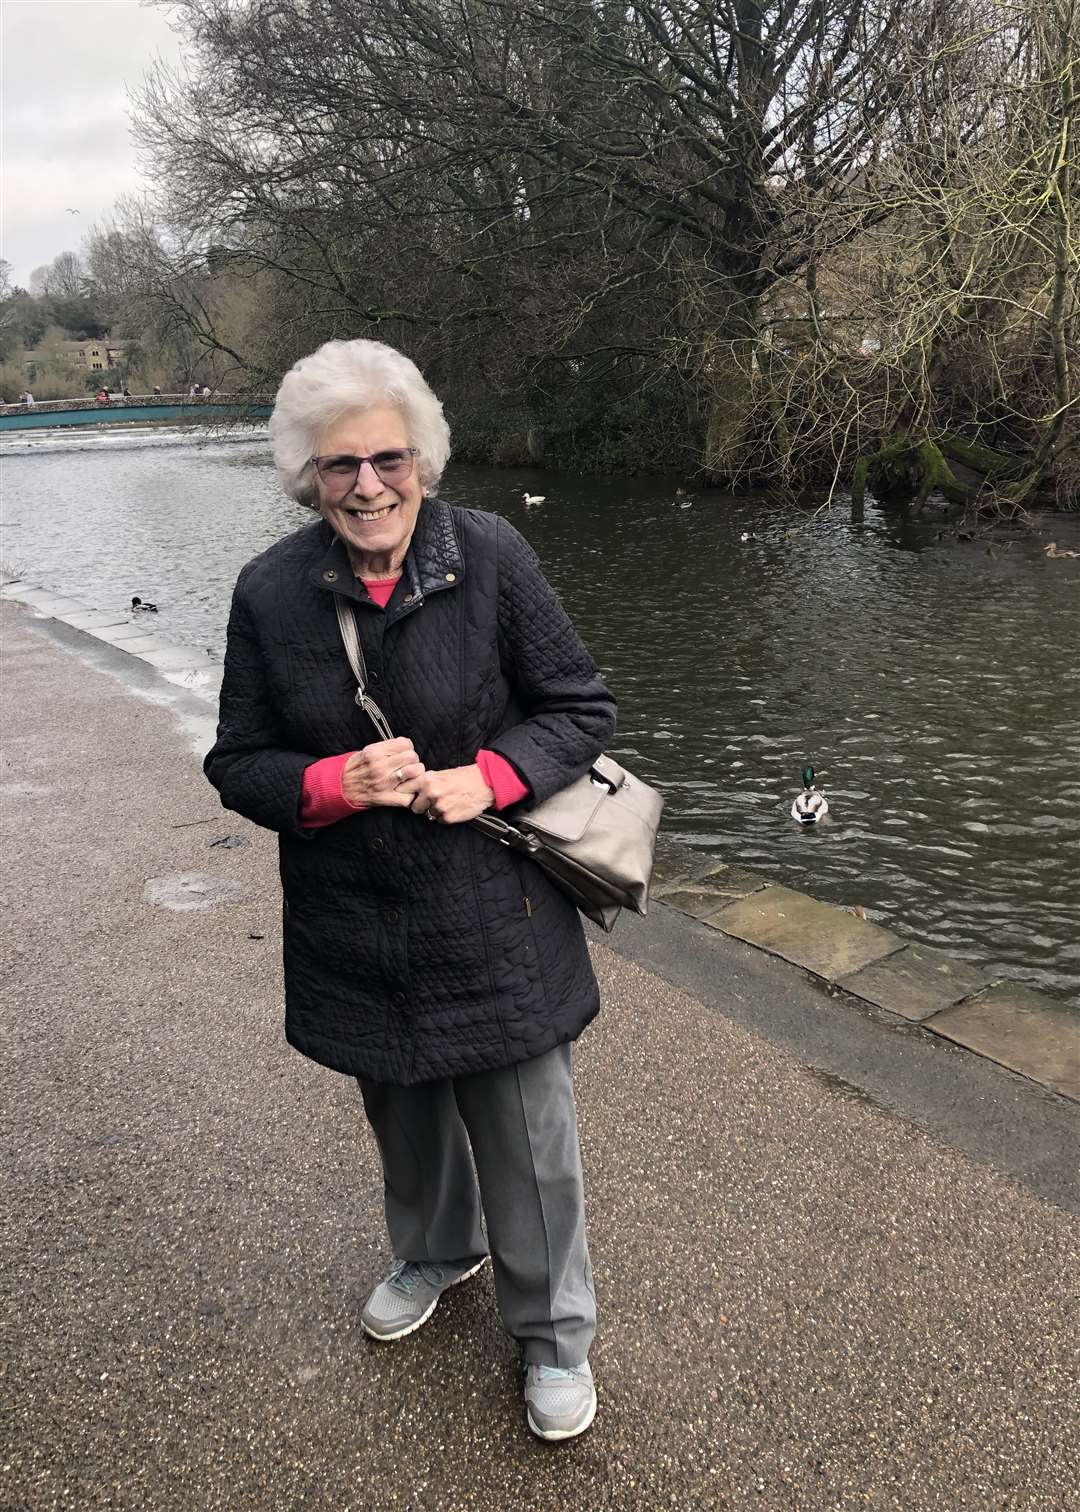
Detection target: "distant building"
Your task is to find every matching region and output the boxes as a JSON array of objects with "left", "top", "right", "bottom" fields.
[{"left": 22, "top": 338, "right": 128, "bottom": 374}]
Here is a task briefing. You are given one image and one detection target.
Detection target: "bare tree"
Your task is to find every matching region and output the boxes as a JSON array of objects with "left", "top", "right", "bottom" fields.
[
  {"left": 44, "top": 250, "right": 87, "bottom": 300},
  {"left": 127, "top": 0, "right": 1073, "bottom": 499},
  {"left": 846, "top": 0, "right": 1079, "bottom": 511}
]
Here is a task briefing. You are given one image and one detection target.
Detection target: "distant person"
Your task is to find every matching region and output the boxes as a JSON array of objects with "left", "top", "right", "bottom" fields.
[
  {"left": 122, "top": 386, "right": 132, "bottom": 399},
  {"left": 21, "top": 390, "right": 34, "bottom": 408},
  {"left": 153, "top": 385, "right": 162, "bottom": 396},
  {"left": 189, "top": 383, "right": 200, "bottom": 398},
  {"left": 96, "top": 389, "right": 108, "bottom": 404},
  {"left": 201, "top": 384, "right": 211, "bottom": 397}
]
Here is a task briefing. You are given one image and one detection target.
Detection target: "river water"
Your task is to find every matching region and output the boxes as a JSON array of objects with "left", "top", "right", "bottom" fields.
[{"left": 3, "top": 425, "right": 1078, "bottom": 1002}]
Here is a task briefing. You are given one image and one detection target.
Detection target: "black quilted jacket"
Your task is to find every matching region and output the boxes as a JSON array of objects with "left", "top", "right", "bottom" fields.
[{"left": 205, "top": 500, "right": 617, "bottom": 1083}]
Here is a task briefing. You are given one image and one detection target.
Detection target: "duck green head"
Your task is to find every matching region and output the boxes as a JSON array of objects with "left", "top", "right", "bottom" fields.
[{"left": 801, "top": 764, "right": 816, "bottom": 789}]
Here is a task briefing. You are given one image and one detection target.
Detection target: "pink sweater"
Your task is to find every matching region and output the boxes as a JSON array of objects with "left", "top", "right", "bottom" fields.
[{"left": 299, "top": 577, "right": 529, "bottom": 828}]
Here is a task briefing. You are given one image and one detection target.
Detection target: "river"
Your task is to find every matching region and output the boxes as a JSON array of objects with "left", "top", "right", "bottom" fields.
[{"left": 3, "top": 424, "right": 1078, "bottom": 1002}]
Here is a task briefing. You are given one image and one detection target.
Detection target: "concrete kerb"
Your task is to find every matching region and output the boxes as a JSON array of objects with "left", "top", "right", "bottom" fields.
[
  {"left": 649, "top": 835, "right": 1079, "bottom": 1104},
  {"left": 5, "top": 577, "right": 1078, "bottom": 1107}
]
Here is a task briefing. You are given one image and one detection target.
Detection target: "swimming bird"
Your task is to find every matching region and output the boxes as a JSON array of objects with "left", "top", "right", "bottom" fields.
[
  {"left": 791, "top": 765, "right": 829, "bottom": 824},
  {"left": 523, "top": 492, "right": 546, "bottom": 506},
  {"left": 740, "top": 532, "right": 754, "bottom": 542},
  {"left": 1044, "top": 542, "right": 1080, "bottom": 559},
  {"left": 131, "top": 596, "right": 158, "bottom": 613}
]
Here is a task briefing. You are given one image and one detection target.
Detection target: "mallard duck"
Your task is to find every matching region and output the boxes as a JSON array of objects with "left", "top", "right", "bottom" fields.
[
  {"left": 1044, "top": 542, "right": 1080, "bottom": 559},
  {"left": 131, "top": 596, "right": 158, "bottom": 613},
  {"left": 523, "top": 492, "right": 546, "bottom": 506},
  {"left": 791, "top": 765, "right": 829, "bottom": 824}
]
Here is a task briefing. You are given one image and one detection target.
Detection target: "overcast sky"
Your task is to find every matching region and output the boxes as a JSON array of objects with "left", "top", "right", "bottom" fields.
[{"left": 1, "top": 0, "right": 185, "bottom": 287}]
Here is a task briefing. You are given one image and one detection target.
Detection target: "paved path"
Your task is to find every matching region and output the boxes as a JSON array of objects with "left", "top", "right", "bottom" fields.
[{"left": 2, "top": 601, "right": 1077, "bottom": 1510}]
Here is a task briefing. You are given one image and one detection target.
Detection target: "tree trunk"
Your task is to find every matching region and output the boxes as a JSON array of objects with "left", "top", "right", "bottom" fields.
[{"left": 702, "top": 293, "right": 762, "bottom": 485}]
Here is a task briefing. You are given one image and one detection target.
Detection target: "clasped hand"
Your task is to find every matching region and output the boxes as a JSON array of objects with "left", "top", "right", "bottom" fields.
[
  {"left": 342, "top": 737, "right": 425, "bottom": 809},
  {"left": 342, "top": 739, "right": 494, "bottom": 824},
  {"left": 410, "top": 764, "right": 494, "bottom": 825}
]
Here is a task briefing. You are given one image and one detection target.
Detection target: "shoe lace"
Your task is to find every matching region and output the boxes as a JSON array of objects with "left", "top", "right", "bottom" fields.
[{"left": 386, "top": 1260, "right": 445, "bottom": 1296}]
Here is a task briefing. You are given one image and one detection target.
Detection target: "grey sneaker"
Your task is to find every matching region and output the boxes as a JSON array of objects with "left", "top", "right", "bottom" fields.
[
  {"left": 361, "top": 1256, "right": 488, "bottom": 1341},
  {"left": 524, "top": 1360, "right": 597, "bottom": 1441}
]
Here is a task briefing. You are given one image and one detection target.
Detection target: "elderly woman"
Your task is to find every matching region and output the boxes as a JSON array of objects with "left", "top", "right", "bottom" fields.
[{"left": 205, "top": 339, "right": 615, "bottom": 1441}]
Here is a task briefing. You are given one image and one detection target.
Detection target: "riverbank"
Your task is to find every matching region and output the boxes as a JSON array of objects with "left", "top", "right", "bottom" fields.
[{"left": 3, "top": 595, "right": 1079, "bottom": 1509}]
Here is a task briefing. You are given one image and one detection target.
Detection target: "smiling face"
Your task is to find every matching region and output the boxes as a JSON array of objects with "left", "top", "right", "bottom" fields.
[{"left": 313, "top": 404, "right": 425, "bottom": 577}]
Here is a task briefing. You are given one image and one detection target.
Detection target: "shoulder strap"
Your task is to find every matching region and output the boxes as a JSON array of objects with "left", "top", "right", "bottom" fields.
[{"left": 334, "top": 597, "right": 395, "bottom": 742}]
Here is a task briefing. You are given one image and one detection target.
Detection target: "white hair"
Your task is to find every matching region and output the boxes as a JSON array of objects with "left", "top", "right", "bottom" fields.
[{"left": 269, "top": 338, "right": 451, "bottom": 505}]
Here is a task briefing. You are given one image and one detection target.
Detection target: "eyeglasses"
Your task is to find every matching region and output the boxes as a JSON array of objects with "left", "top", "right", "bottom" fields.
[{"left": 312, "top": 448, "right": 420, "bottom": 494}]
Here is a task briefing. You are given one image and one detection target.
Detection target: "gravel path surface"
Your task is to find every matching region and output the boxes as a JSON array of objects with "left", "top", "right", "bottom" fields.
[{"left": 2, "top": 600, "right": 1077, "bottom": 1511}]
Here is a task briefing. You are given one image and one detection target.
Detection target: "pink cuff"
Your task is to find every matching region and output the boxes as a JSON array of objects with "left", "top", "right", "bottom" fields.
[
  {"left": 476, "top": 749, "right": 530, "bottom": 810},
  {"left": 300, "top": 752, "right": 368, "bottom": 828}
]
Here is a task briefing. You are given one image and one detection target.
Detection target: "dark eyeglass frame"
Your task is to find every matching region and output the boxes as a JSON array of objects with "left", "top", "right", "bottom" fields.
[{"left": 311, "top": 447, "right": 420, "bottom": 493}]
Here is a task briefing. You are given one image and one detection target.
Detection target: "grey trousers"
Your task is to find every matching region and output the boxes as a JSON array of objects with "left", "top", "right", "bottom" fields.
[{"left": 357, "top": 1042, "right": 595, "bottom": 1368}]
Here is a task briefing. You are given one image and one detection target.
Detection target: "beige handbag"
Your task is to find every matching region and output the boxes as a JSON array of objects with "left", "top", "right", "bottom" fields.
[{"left": 335, "top": 599, "right": 663, "bottom": 930}]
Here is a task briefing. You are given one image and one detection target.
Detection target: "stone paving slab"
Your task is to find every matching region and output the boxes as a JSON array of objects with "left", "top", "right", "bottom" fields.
[
  {"left": 17, "top": 592, "right": 89, "bottom": 615},
  {"left": 2, "top": 584, "right": 147, "bottom": 642},
  {"left": 136, "top": 646, "right": 215, "bottom": 673},
  {"left": 654, "top": 863, "right": 770, "bottom": 919},
  {"left": 925, "top": 983, "right": 1080, "bottom": 1100},
  {"left": 58, "top": 609, "right": 133, "bottom": 631},
  {"left": 838, "top": 944, "right": 995, "bottom": 1023},
  {"left": 87, "top": 626, "right": 166, "bottom": 650},
  {"left": 711, "top": 885, "right": 903, "bottom": 981}
]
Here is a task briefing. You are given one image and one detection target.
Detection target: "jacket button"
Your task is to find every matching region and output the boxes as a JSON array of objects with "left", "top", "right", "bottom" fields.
[
  {"left": 391, "top": 991, "right": 407, "bottom": 1007},
  {"left": 384, "top": 908, "right": 400, "bottom": 924},
  {"left": 370, "top": 838, "right": 385, "bottom": 852},
  {"left": 323, "top": 569, "right": 338, "bottom": 581},
  {"left": 445, "top": 572, "right": 456, "bottom": 582},
  {"left": 403, "top": 593, "right": 414, "bottom": 604}
]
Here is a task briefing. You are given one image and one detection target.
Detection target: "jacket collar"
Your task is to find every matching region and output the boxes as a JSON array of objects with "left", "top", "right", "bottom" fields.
[{"left": 309, "top": 499, "right": 464, "bottom": 619}]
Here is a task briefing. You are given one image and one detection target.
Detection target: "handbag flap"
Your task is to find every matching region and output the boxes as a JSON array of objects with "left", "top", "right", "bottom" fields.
[{"left": 516, "top": 770, "right": 609, "bottom": 844}]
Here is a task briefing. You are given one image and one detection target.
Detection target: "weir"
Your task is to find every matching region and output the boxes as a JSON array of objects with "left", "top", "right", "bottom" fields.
[{"left": 0, "top": 395, "right": 272, "bottom": 430}]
